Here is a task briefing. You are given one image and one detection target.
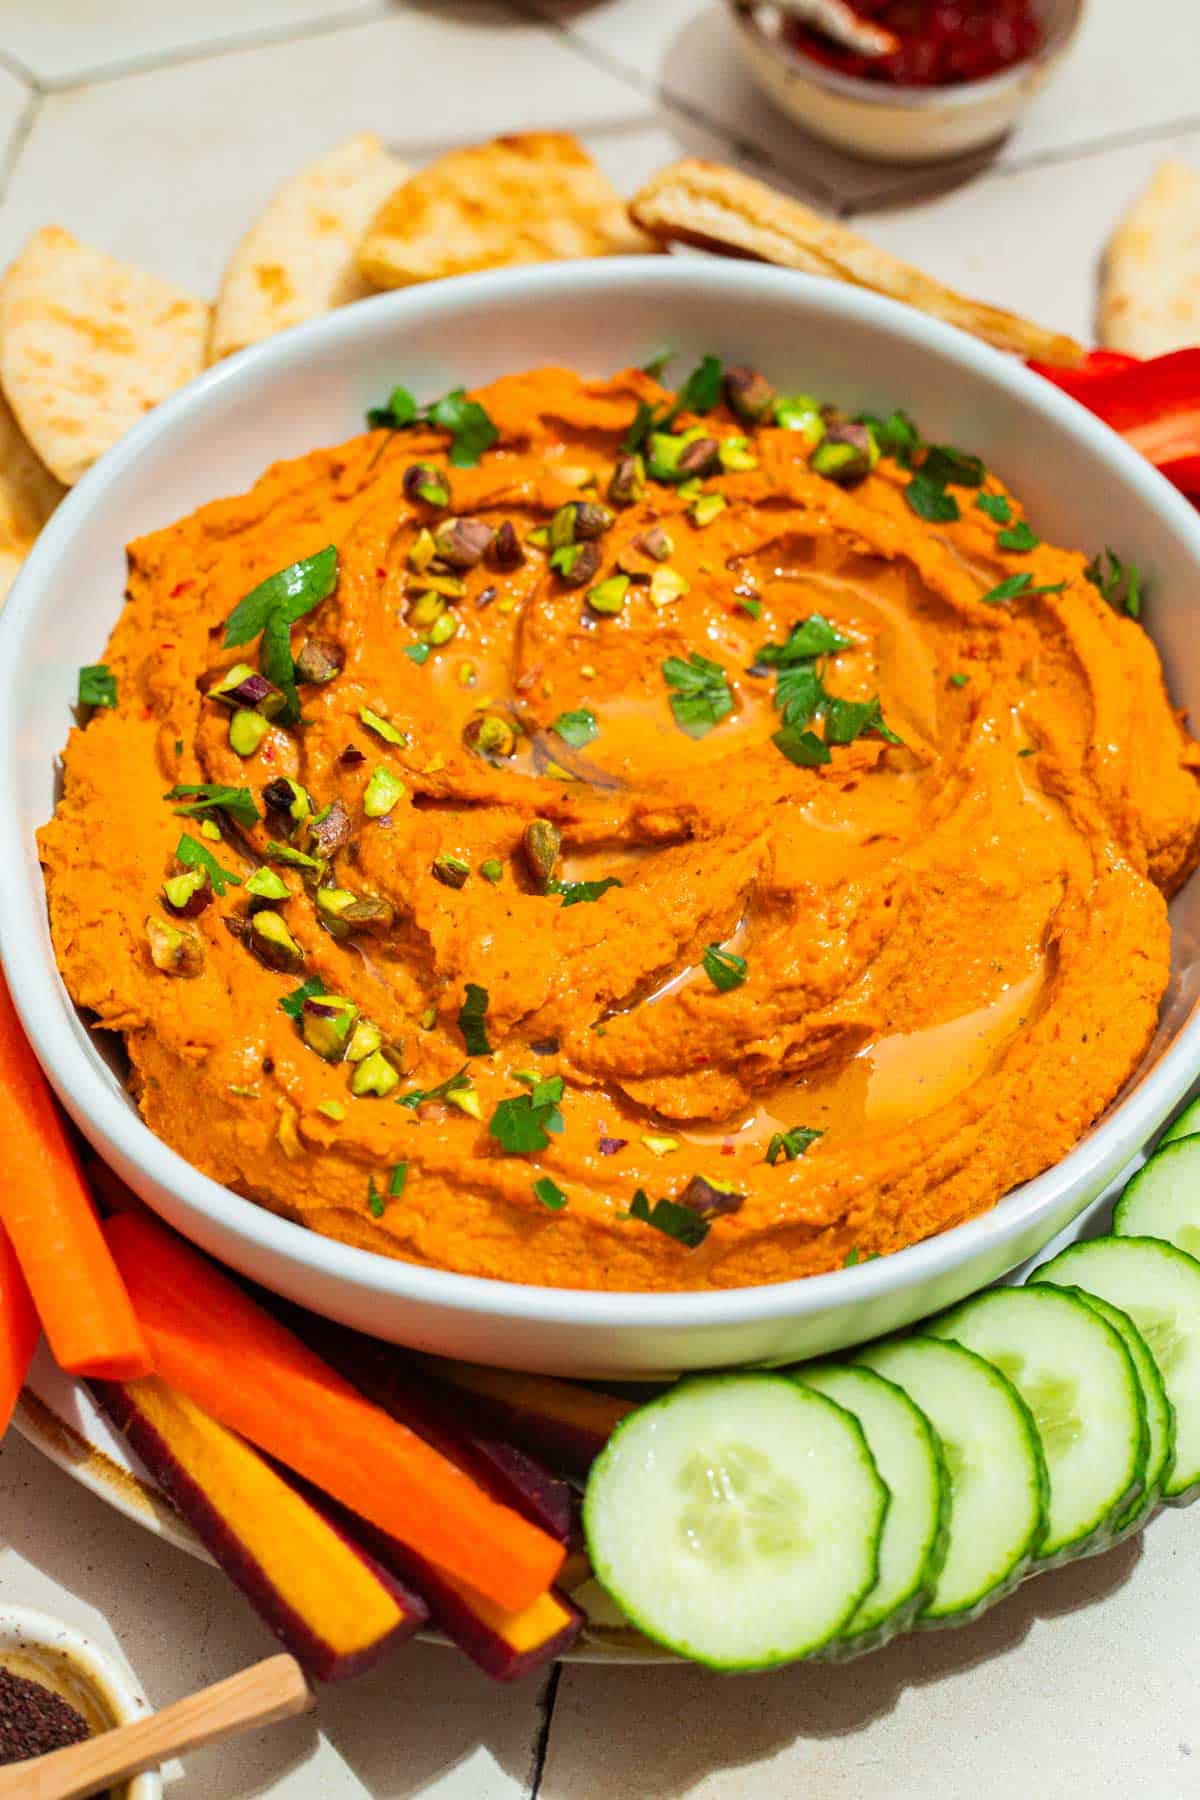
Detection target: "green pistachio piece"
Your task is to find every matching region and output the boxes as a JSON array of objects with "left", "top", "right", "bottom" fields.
[
  {"left": 522, "top": 818, "right": 561, "bottom": 891},
  {"left": 432, "top": 853, "right": 470, "bottom": 889},
  {"left": 649, "top": 567, "right": 690, "bottom": 609},
  {"left": 549, "top": 503, "right": 579, "bottom": 551},
  {"left": 359, "top": 706, "right": 407, "bottom": 746},
  {"left": 301, "top": 994, "right": 359, "bottom": 1062},
  {"left": 608, "top": 453, "right": 646, "bottom": 506},
  {"left": 446, "top": 1084, "right": 483, "bottom": 1121},
  {"left": 426, "top": 612, "right": 459, "bottom": 646},
  {"left": 162, "top": 868, "right": 208, "bottom": 914},
  {"left": 480, "top": 857, "right": 503, "bottom": 884},
  {"left": 345, "top": 1019, "right": 383, "bottom": 1064},
  {"left": 811, "top": 423, "right": 879, "bottom": 487},
  {"left": 586, "top": 575, "right": 630, "bottom": 617},
  {"left": 363, "top": 766, "right": 406, "bottom": 818},
  {"left": 350, "top": 1049, "right": 401, "bottom": 1098},
  {"left": 248, "top": 910, "right": 304, "bottom": 973},
  {"left": 463, "top": 713, "right": 516, "bottom": 759},
  {"left": 408, "top": 592, "right": 445, "bottom": 629},
  {"left": 245, "top": 866, "right": 291, "bottom": 910},
  {"left": 145, "top": 914, "right": 203, "bottom": 977},
  {"left": 265, "top": 840, "right": 323, "bottom": 872},
  {"left": 408, "top": 527, "right": 437, "bottom": 573},
  {"left": 689, "top": 493, "right": 727, "bottom": 528},
  {"left": 315, "top": 887, "right": 357, "bottom": 937},
  {"left": 718, "top": 436, "right": 758, "bottom": 473},
  {"left": 229, "top": 709, "right": 271, "bottom": 757}
]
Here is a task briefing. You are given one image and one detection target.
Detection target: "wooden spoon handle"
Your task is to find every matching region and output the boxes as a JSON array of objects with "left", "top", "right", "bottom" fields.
[{"left": 0, "top": 1653, "right": 313, "bottom": 1799}]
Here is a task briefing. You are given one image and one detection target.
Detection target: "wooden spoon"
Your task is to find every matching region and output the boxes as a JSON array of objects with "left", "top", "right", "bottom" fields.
[{"left": 0, "top": 1654, "right": 314, "bottom": 1800}]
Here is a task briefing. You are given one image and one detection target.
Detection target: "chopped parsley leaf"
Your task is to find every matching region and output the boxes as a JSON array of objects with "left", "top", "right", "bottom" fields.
[
  {"left": 404, "top": 642, "right": 431, "bottom": 666},
  {"left": 533, "top": 1176, "right": 568, "bottom": 1211},
  {"left": 980, "top": 573, "right": 1067, "bottom": 606},
  {"left": 949, "top": 672, "right": 969, "bottom": 688},
  {"left": 997, "top": 519, "right": 1040, "bottom": 552},
  {"left": 490, "top": 1087, "right": 563, "bottom": 1153},
  {"left": 641, "top": 347, "right": 675, "bottom": 380},
  {"left": 758, "top": 614, "right": 853, "bottom": 666},
  {"left": 553, "top": 706, "right": 598, "bottom": 749},
  {"left": 165, "top": 783, "right": 260, "bottom": 829},
  {"left": 367, "top": 1178, "right": 385, "bottom": 1219},
  {"left": 223, "top": 546, "right": 339, "bottom": 726},
  {"left": 773, "top": 723, "right": 831, "bottom": 767},
  {"left": 843, "top": 1244, "right": 881, "bottom": 1266},
  {"left": 389, "top": 1161, "right": 408, "bottom": 1198},
  {"left": 975, "top": 491, "right": 1012, "bottom": 524},
  {"left": 662, "top": 652, "right": 734, "bottom": 738},
  {"left": 427, "top": 388, "right": 499, "bottom": 468},
  {"left": 78, "top": 663, "right": 117, "bottom": 710},
  {"left": 865, "top": 408, "right": 921, "bottom": 467},
  {"left": 398, "top": 1063, "right": 473, "bottom": 1109},
  {"left": 547, "top": 876, "right": 622, "bottom": 908},
  {"left": 625, "top": 1188, "right": 710, "bottom": 1249},
  {"left": 279, "top": 975, "right": 326, "bottom": 1020},
  {"left": 1085, "top": 547, "right": 1142, "bottom": 620},
  {"left": 822, "top": 694, "right": 903, "bottom": 747},
  {"left": 458, "top": 982, "right": 492, "bottom": 1057},
  {"left": 703, "top": 944, "right": 747, "bottom": 991},
  {"left": 734, "top": 595, "right": 762, "bottom": 620},
  {"left": 677, "top": 353, "right": 723, "bottom": 414},
  {"left": 766, "top": 1126, "right": 822, "bottom": 1165},
  {"left": 175, "top": 832, "right": 242, "bottom": 896},
  {"left": 621, "top": 399, "right": 659, "bottom": 454},
  {"left": 922, "top": 445, "right": 985, "bottom": 489},
  {"left": 905, "top": 473, "right": 960, "bottom": 523},
  {"left": 366, "top": 384, "right": 418, "bottom": 430}
]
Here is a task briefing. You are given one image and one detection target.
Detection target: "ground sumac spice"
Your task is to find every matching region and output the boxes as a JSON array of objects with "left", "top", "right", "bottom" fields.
[{"left": 0, "top": 1664, "right": 91, "bottom": 1764}]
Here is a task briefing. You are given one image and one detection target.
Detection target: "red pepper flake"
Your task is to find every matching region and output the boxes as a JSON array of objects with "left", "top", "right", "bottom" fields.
[
  {"left": 339, "top": 745, "right": 366, "bottom": 767},
  {"left": 262, "top": 744, "right": 276, "bottom": 764},
  {"left": 169, "top": 581, "right": 193, "bottom": 598},
  {"left": 598, "top": 1136, "right": 628, "bottom": 1156},
  {"left": 376, "top": 567, "right": 388, "bottom": 580}
]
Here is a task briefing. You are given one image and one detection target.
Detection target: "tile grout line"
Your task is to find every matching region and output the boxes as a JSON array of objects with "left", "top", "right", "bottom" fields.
[
  {"left": 28, "top": 2, "right": 390, "bottom": 95},
  {"left": 526, "top": 1661, "right": 562, "bottom": 1800},
  {"left": 0, "top": 88, "right": 42, "bottom": 210}
]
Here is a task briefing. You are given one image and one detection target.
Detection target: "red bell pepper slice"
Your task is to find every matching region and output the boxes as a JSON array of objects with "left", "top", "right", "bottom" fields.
[{"left": 1029, "top": 349, "right": 1200, "bottom": 500}]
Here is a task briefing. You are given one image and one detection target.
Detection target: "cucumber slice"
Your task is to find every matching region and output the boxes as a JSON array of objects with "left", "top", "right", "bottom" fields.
[
  {"left": 797, "top": 1364, "right": 949, "bottom": 1656},
  {"left": 1032, "top": 1235, "right": 1200, "bottom": 1505},
  {"left": 1159, "top": 1093, "right": 1200, "bottom": 1148},
  {"left": 926, "top": 1286, "right": 1145, "bottom": 1565},
  {"left": 583, "top": 1374, "right": 888, "bottom": 1670},
  {"left": 1114, "top": 1138, "right": 1200, "bottom": 1261},
  {"left": 1052, "top": 1287, "right": 1174, "bottom": 1534},
  {"left": 855, "top": 1336, "right": 1047, "bottom": 1625}
]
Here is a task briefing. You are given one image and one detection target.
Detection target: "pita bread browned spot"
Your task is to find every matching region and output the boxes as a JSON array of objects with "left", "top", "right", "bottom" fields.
[
  {"left": 209, "top": 133, "right": 410, "bottom": 364},
  {"left": 0, "top": 388, "right": 64, "bottom": 603},
  {"left": 358, "top": 131, "right": 656, "bottom": 290},
  {"left": 0, "top": 227, "right": 209, "bottom": 487},
  {"left": 630, "top": 159, "right": 1086, "bottom": 368},
  {"left": 1101, "top": 161, "right": 1200, "bottom": 358}
]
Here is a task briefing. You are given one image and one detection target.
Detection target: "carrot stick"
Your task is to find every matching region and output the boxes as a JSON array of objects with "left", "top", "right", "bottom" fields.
[
  {"left": 0, "top": 975, "right": 151, "bottom": 1380},
  {"left": 104, "top": 1211, "right": 564, "bottom": 1612},
  {"left": 0, "top": 1222, "right": 39, "bottom": 1435}
]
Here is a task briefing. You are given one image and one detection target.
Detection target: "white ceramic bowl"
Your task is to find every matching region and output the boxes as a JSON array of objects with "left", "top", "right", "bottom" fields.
[
  {"left": 727, "top": 0, "right": 1084, "bottom": 164},
  {"left": 0, "top": 1604, "right": 161, "bottom": 1798},
  {"left": 2, "top": 258, "right": 1199, "bottom": 1379}
]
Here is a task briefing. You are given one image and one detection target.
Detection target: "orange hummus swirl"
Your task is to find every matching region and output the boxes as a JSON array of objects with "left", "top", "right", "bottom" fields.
[{"left": 39, "top": 366, "right": 1200, "bottom": 1290}]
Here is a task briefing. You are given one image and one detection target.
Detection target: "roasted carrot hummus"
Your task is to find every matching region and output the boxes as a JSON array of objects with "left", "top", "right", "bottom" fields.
[{"left": 40, "top": 360, "right": 1200, "bottom": 1290}]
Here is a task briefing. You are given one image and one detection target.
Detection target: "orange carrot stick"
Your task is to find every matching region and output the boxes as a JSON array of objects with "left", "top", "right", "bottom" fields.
[
  {"left": 0, "top": 1222, "right": 39, "bottom": 1435},
  {"left": 0, "top": 976, "right": 151, "bottom": 1380},
  {"left": 104, "top": 1211, "right": 564, "bottom": 1613}
]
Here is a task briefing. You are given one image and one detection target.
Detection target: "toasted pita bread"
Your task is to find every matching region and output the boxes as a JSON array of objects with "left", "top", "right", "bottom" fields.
[
  {"left": 631, "top": 159, "right": 1085, "bottom": 367},
  {"left": 0, "top": 389, "right": 64, "bottom": 603},
  {"left": 209, "top": 134, "right": 410, "bottom": 364},
  {"left": 1100, "top": 161, "right": 1200, "bottom": 358},
  {"left": 0, "top": 227, "right": 209, "bottom": 486},
  {"left": 359, "top": 132, "right": 654, "bottom": 290}
]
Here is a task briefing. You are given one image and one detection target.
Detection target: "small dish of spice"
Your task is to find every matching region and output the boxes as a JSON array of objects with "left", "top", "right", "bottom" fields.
[
  {"left": 0, "top": 1607, "right": 160, "bottom": 1798},
  {"left": 727, "top": 0, "right": 1085, "bottom": 163}
]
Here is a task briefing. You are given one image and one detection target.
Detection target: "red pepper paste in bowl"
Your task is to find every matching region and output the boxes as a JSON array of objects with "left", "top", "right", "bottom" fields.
[{"left": 787, "top": 0, "right": 1043, "bottom": 87}]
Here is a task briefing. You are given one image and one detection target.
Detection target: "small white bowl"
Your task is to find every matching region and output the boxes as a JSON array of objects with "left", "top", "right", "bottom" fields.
[
  {"left": 0, "top": 1605, "right": 161, "bottom": 1797},
  {"left": 728, "top": 0, "right": 1085, "bottom": 163},
  {"left": 3, "top": 258, "right": 1200, "bottom": 1378}
]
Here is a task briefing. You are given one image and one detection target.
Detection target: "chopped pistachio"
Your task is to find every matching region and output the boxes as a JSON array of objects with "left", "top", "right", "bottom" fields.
[
  {"left": 208, "top": 663, "right": 284, "bottom": 717},
  {"left": 276, "top": 1100, "right": 304, "bottom": 1160},
  {"left": 677, "top": 478, "right": 702, "bottom": 501},
  {"left": 229, "top": 708, "right": 271, "bottom": 757},
  {"left": 677, "top": 437, "right": 721, "bottom": 479},
  {"left": 549, "top": 503, "right": 578, "bottom": 551},
  {"left": 419, "top": 1007, "right": 437, "bottom": 1031},
  {"left": 265, "top": 840, "right": 323, "bottom": 872},
  {"left": 587, "top": 575, "right": 630, "bottom": 617},
  {"left": 245, "top": 866, "right": 291, "bottom": 910},
  {"left": 572, "top": 503, "right": 614, "bottom": 541},
  {"left": 718, "top": 436, "right": 758, "bottom": 473},
  {"left": 294, "top": 638, "right": 344, "bottom": 685},
  {"left": 641, "top": 1134, "right": 681, "bottom": 1156},
  {"left": 526, "top": 525, "right": 550, "bottom": 548},
  {"left": 489, "top": 519, "right": 524, "bottom": 568},
  {"left": 463, "top": 712, "right": 516, "bottom": 759},
  {"left": 811, "top": 423, "right": 879, "bottom": 487},
  {"left": 351, "top": 1049, "right": 401, "bottom": 1098},
  {"left": 432, "top": 853, "right": 470, "bottom": 889},
  {"left": 457, "top": 661, "right": 477, "bottom": 687},
  {"left": 248, "top": 910, "right": 304, "bottom": 972},
  {"left": 360, "top": 706, "right": 407, "bottom": 746},
  {"left": 650, "top": 567, "right": 690, "bottom": 609},
  {"left": 580, "top": 664, "right": 597, "bottom": 679},
  {"left": 522, "top": 818, "right": 561, "bottom": 891},
  {"left": 724, "top": 365, "right": 776, "bottom": 423},
  {"left": 346, "top": 1018, "right": 383, "bottom": 1064},
  {"left": 608, "top": 453, "right": 646, "bottom": 507},
  {"left": 556, "top": 463, "right": 593, "bottom": 489},
  {"left": 446, "top": 1083, "right": 483, "bottom": 1120},
  {"left": 307, "top": 797, "right": 352, "bottom": 858},
  {"left": 262, "top": 777, "right": 311, "bottom": 825},
  {"left": 363, "top": 766, "right": 407, "bottom": 818},
  {"left": 433, "top": 516, "right": 494, "bottom": 569},
  {"left": 340, "top": 895, "right": 394, "bottom": 935},
  {"left": 145, "top": 914, "right": 203, "bottom": 977},
  {"left": 408, "top": 527, "right": 437, "bottom": 573},
  {"left": 408, "top": 591, "right": 445, "bottom": 629},
  {"left": 427, "top": 612, "right": 459, "bottom": 646},
  {"left": 200, "top": 820, "right": 222, "bottom": 842},
  {"left": 301, "top": 994, "right": 358, "bottom": 1062},
  {"left": 635, "top": 527, "right": 673, "bottom": 563},
  {"left": 403, "top": 463, "right": 451, "bottom": 509},
  {"left": 551, "top": 541, "right": 601, "bottom": 588},
  {"left": 317, "top": 1100, "right": 346, "bottom": 1122},
  {"left": 480, "top": 857, "right": 503, "bottom": 884},
  {"left": 316, "top": 887, "right": 358, "bottom": 936},
  {"left": 774, "top": 393, "right": 826, "bottom": 446},
  {"left": 689, "top": 492, "right": 727, "bottom": 528},
  {"left": 414, "top": 571, "right": 467, "bottom": 600},
  {"left": 162, "top": 867, "right": 209, "bottom": 916}
]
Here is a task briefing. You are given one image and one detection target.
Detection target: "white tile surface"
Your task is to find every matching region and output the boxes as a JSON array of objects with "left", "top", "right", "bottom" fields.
[
  {"left": 0, "top": 0, "right": 385, "bottom": 85},
  {"left": 0, "top": 61, "right": 31, "bottom": 183},
  {"left": 0, "top": 1429, "right": 545, "bottom": 1797}
]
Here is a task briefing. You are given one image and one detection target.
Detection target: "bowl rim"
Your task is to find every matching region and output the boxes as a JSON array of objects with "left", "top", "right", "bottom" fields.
[
  {"left": 727, "top": 0, "right": 1085, "bottom": 112},
  {"left": 2, "top": 254, "right": 1199, "bottom": 1335}
]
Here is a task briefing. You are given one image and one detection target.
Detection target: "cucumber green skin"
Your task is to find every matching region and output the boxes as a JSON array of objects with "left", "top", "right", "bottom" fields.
[
  {"left": 1114, "top": 1140, "right": 1200, "bottom": 1245},
  {"left": 795, "top": 1364, "right": 950, "bottom": 1662},
  {"left": 928, "top": 1286, "right": 1146, "bottom": 1569},
  {"left": 855, "top": 1337, "right": 1049, "bottom": 1631},
  {"left": 1034, "top": 1236, "right": 1200, "bottom": 1510},
  {"left": 582, "top": 1373, "right": 889, "bottom": 1672},
  {"left": 1158, "top": 1093, "right": 1200, "bottom": 1148}
]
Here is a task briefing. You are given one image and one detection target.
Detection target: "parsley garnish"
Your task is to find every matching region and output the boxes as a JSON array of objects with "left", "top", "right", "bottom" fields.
[
  {"left": 175, "top": 833, "right": 241, "bottom": 897},
  {"left": 678, "top": 354, "right": 723, "bottom": 414},
  {"left": 404, "top": 642, "right": 431, "bottom": 666},
  {"left": 662, "top": 652, "right": 734, "bottom": 738},
  {"left": 980, "top": 573, "right": 1067, "bottom": 606},
  {"left": 758, "top": 614, "right": 853, "bottom": 666},
  {"left": 365, "top": 384, "right": 499, "bottom": 468},
  {"left": 399, "top": 1063, "right": 473, "bottom": 1109},
  {"left": 533, "top": 1176, "right": 568, "bottom": 1211},
  {"left": 223, "top": 546, "right": 339, "bottom": 726},
  {"left": 459, "top": 983, "right": 492, "bottom": 1057},
  {"left": 367, "top": 1178, "right": 385, "bottom": 1219},
  {"left": 773, "top": 723, "right": 831, "bottom": 766},
  {"left": 997, "top": 520, "right": 1040, "bottom": 552},
  {"left": 757, "top": 613, "right": 899, "bottom": 760},
  {"left": 489, "top": 1080, "right": 564, "bottom": 1154},
  {"left": 1085, "top": 548, "right": 1142, "bottom": 620},
  {"left": 949, "top": 672, "right": 969, "bottom": 689},
  {"left": 975, "top": 491, "right": 1012, "bottom": 524},
  {"left": 547, "top": 876, "right": 623, "bottom": 907},
  {"left": 553, "top": 706, "right": 598, "bottom": 749},
  {"left": 621, "top": 400, "right": 658, "bottom": 454},
  {"left": 366, "top": 385, "right": 418, "bottom": 429},
  {"left": 822, "top": 694, "right": 902, "bottom": 747},
  {"left": 626, "top": 1189, "right": 710, "bottom": 1249},
  {"left": 78, "top": 664, "right": 116, "bottom": 710},
  {"left": 856, "top": 408, "right": 920, "bottom": 468},
  {"left": 735, "top": 595, "right": 762, "bottom": 620},
  {"left": 844, "top": 1245, "right": 881, "bottom": 1266},
  {"left": 703, "top": 944, "right": 747, "bottom": 991},
  {"left": 389, "top": 1161, "right": 408, "bottom": 1198},
  {"left": 766, "top": 1126, "right": 822, "bottom": 1164},
  {"left": 279, "top": 975, "right": 326, "bottom": 1020},
  {"left": 905, "top": 473, "right": 960, "bottom": 523},
  {"left": 642, "top": 347, "right": 675, "bottom": 379},
  {"left": 165, "top": 783, "right": 260, "bottom": 829}
]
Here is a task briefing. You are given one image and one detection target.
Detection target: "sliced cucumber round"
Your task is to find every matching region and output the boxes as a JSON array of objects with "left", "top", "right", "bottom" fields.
[
  {"left": 1114, "top": 1138, "right": 1200, "bottom": 1262},
  {"left": 855, "top": 1336, "right": 1047, "bottom": 1626},
  {"left": 1159, "top": 1093, "right": 1200, "bottom": 1149},
  {"left": 797, "top": 1363, "right": 949, "bottom": 1657},
  {"left": 926, "top": 1285, "right": 1145, "bottom": 1565},
  {"left": 1054, "top": 1287, "right": 1174, "bottom": 1535},
  {"left": 582, "top": 1373, "right": 888, "bottom": 1670},
  {"left": 1032, "top": 1235, "right": 1200, "bottom": 1506}
]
